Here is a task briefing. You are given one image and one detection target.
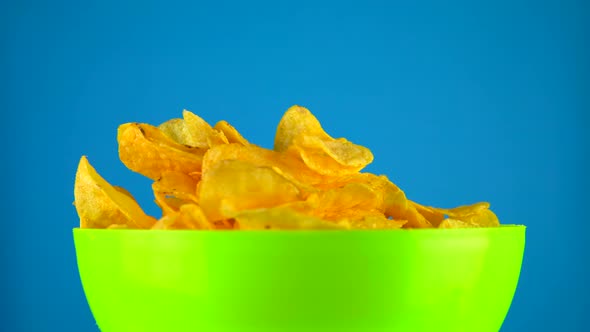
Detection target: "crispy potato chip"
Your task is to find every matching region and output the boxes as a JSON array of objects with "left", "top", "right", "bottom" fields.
[
  {"left": 107, "top": 224, "right": 129, "bottom": 229},
  {"left": 202, "top": 143, "right": 325, "bottom": 188},
  {"left": 346, "top": 211, "right": 407, "bottom": 230},
  {"left": 159, "top": 111, "right": 229, "bottom": 148},
  {"left": 74, "top": 156, "right": 156, "bottom": 229},
  {"left": 410, "top": 201, "right": 446, "bottom": 227},
  {"left": 274, "top": 105, "right": 330, "bottom": 152},
  {"left": 313, "top": 182, "right": 380, "bottom": 219},
  {"left": 456, "top": 208, "right": 500, "bottom": 227},
  {"left": 443, "top": 202, "right": 491, "bottom": 218},
  {"left": 233, "top": 207, "right": 348, "bottom": 230},
  {"left": 113, "top": 185, "right": 134, "bottom": 199},
  {"left": 294, "top": 135, "right": 373, "bottom": 175},
  {"left": 214, "top": 120, "right": 249, "bottom": 145},
  {"left": 118, "top": 123, "right": 206, "bottom": 180},
  {"left": 154, "top": 194, "right": 188, "bottom": 216},
  {"left": 338, "top": 173, "right": 432, "bottom": 228},
  {"left": 151, "top": 204, "right": 213, "bottom": 230},
  {"left": 439, "top": 218, "right": 475, "bottom": 229},
  {"left": 199, "top": 160, "right": 303, "bottom": 221},
  {"left": 152, "top": 171, "right": 199, "bottom": 216},
  {"left": 152, "top": 171, "right": 198, "bottom": 202},
  {"left": 158, "top": 118, "right": 197, "bottom": 147},
  {"left": 274, "top": 105, "right": 373, "bottom": 176},
  {"left": 213, "top": 219, "right": 236, "bottom": 230},
  {"left": 183, "top": 110, "right": 229, "bottom": 148}
]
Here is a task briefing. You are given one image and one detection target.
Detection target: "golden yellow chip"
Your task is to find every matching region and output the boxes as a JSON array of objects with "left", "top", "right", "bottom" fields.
[
  {"left": 346, "top": 211, "right": 407, "bottom": 229},
  {"left": 183, "top": 110, "right": 228, "bottom": 147},
  {"left": 313, "top": 182, "right": 380, "bottom": 220},
  {"left": 202, "top": 143, "right": 325, "bottom": 188},
  {"left": 152, "top": 171, "right": 198, "bottom": 201},
  {"left": 214, "top": 120, "right": 249, "bottom": 145},
  {"left": 233, "top": 207, "right": 348, "bottom": 230},
  {"left": 454, "top": 208, "right": 500, "bottom": 227},
  {"left": 274, "top": 105, "right": 330, "bottom": 152},
  {"left": 112, "top": 185, "right": 134, "bottom": 199},
  {"left": 154, "top": 194, "right": 186, "bottom": 216},
  {"left": 293, "top": 135, "right": 373, "bottom": 176},
  {"left": 151, "top": 204, "right": 213, "bottom": 230},
  {"left": 443, "top": 202, "right": 491, "bottom": 217},
  {"left": 74, "top": 156, "right": 156, "bottom": 229},
  {"left": 438, "top": 218, "right": 474, "bottom": 229},
  {"left": 410, "top": 201, "right": 446, "bottom": 227},
  {"left": 199, "top": 160, "right": 303, "bottom": 221},
  {"left": 118, "top": 123, "right": 205, "bottom": 180},
  {"left": 158, "top": 118, "right": 196, "bottom": 147},
  {"left": 152, "top": 171, "right": 199, "bottom": 216},
  {"left": 274, "top": 106, "right": 373, "bottom": 176}
]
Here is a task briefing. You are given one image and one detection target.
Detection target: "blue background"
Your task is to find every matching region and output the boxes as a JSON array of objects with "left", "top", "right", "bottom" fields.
[{"left": 1, "top": 0, "right": 588, "bottom": 331}]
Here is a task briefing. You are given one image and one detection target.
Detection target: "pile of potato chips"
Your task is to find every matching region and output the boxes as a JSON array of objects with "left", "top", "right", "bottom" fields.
[{"left": 74, "top": 106, "right": 499, "bottom": 230}]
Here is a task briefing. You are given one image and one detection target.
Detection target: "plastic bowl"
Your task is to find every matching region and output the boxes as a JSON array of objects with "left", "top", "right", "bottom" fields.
[{"left": 74, "top": 226, "right": 525, "bottom": 332}]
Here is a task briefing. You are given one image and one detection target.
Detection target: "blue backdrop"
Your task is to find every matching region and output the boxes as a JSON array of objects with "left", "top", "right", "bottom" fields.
[{"left": 1, "top": 0, "right": 588, "bottom": 331}]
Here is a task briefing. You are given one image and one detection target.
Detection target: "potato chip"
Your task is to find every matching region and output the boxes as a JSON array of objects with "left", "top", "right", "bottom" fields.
[
  {"left": 151, "top": 204, "right": 213, "bottom": 230},
  {"left": 233, "top": 207, "right": 348, "bottom": 230},
  {"left": 212, "top": 219, "right": 236, "bottom": 230},
  {"left": 454, "top": 208, "right": 500, "bottom": 228},
  {"left": 274, "top": 105, "right": 330, "bottom": 152},
  {"left": 152, "top": 171, "right": 198, "bottom": 202},
  {"left": 107, "top": 224, "right": 129, "bottom": 229},
  {"left": 274, "top": 106, "right": 374, "bottom": 176},
  {"left": 113, "top": 185, "right": 134, "bottom": 199},
  {"left": 202, "top": 143, "right": 325, "bottom": 188},
  {"left": 410, "top": 201, "right": 446, "bottom": 227},
  {"left": 339, "top": 173, "right": 431, "bottom": 228},
  {"left": 439, "top": 218, "right": 475, "bottom": 229},
  {"left": 443, "top": 202, "right": 491, "bottom": 218},
  {"left": 214, "top": 120, "right": 249, "bottom": 145},
  {"left": 183, "top": 110, "right": 228, "bottom": 148},
  {"left": 294, "top": 135, "right": 373, "bottom": 175},
  {"left": 154, "top": 194, "right": 188, "bottom": 216},
  {"left": 118, "top": 123, "right": 206, "bottom": 180},
  {"left": 346, "top": 211, "right": 407, "bottom": 230},
  {"left": 74, "top": 156, "right": 156, "bottom": 229},
  {"left": 312, "top": 182, "right": 380, "bottom": 219},
  {"left": 199, "top": 160, "right": 303, "bottom": 221},
  {"left": 152, "top": 171, "right": 199, "bottom": 216},
  {"left": 158, "top": 118, "right": 196, "bottom": 147}
]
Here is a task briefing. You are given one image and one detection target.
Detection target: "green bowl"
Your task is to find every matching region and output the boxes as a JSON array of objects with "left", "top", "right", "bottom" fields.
[{"left": 74, "top": 226, "right": 525, "bottom": 332}]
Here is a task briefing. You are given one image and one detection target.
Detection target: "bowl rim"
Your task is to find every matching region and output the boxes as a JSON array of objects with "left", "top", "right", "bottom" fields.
[{"left": 73, "top": 224, "right": 526, "bottom": 235}]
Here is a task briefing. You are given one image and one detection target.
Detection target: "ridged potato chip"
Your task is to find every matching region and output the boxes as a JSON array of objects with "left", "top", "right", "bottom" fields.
[{"left": 74, "top": 156, "right": 156, "bottom": 229}]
